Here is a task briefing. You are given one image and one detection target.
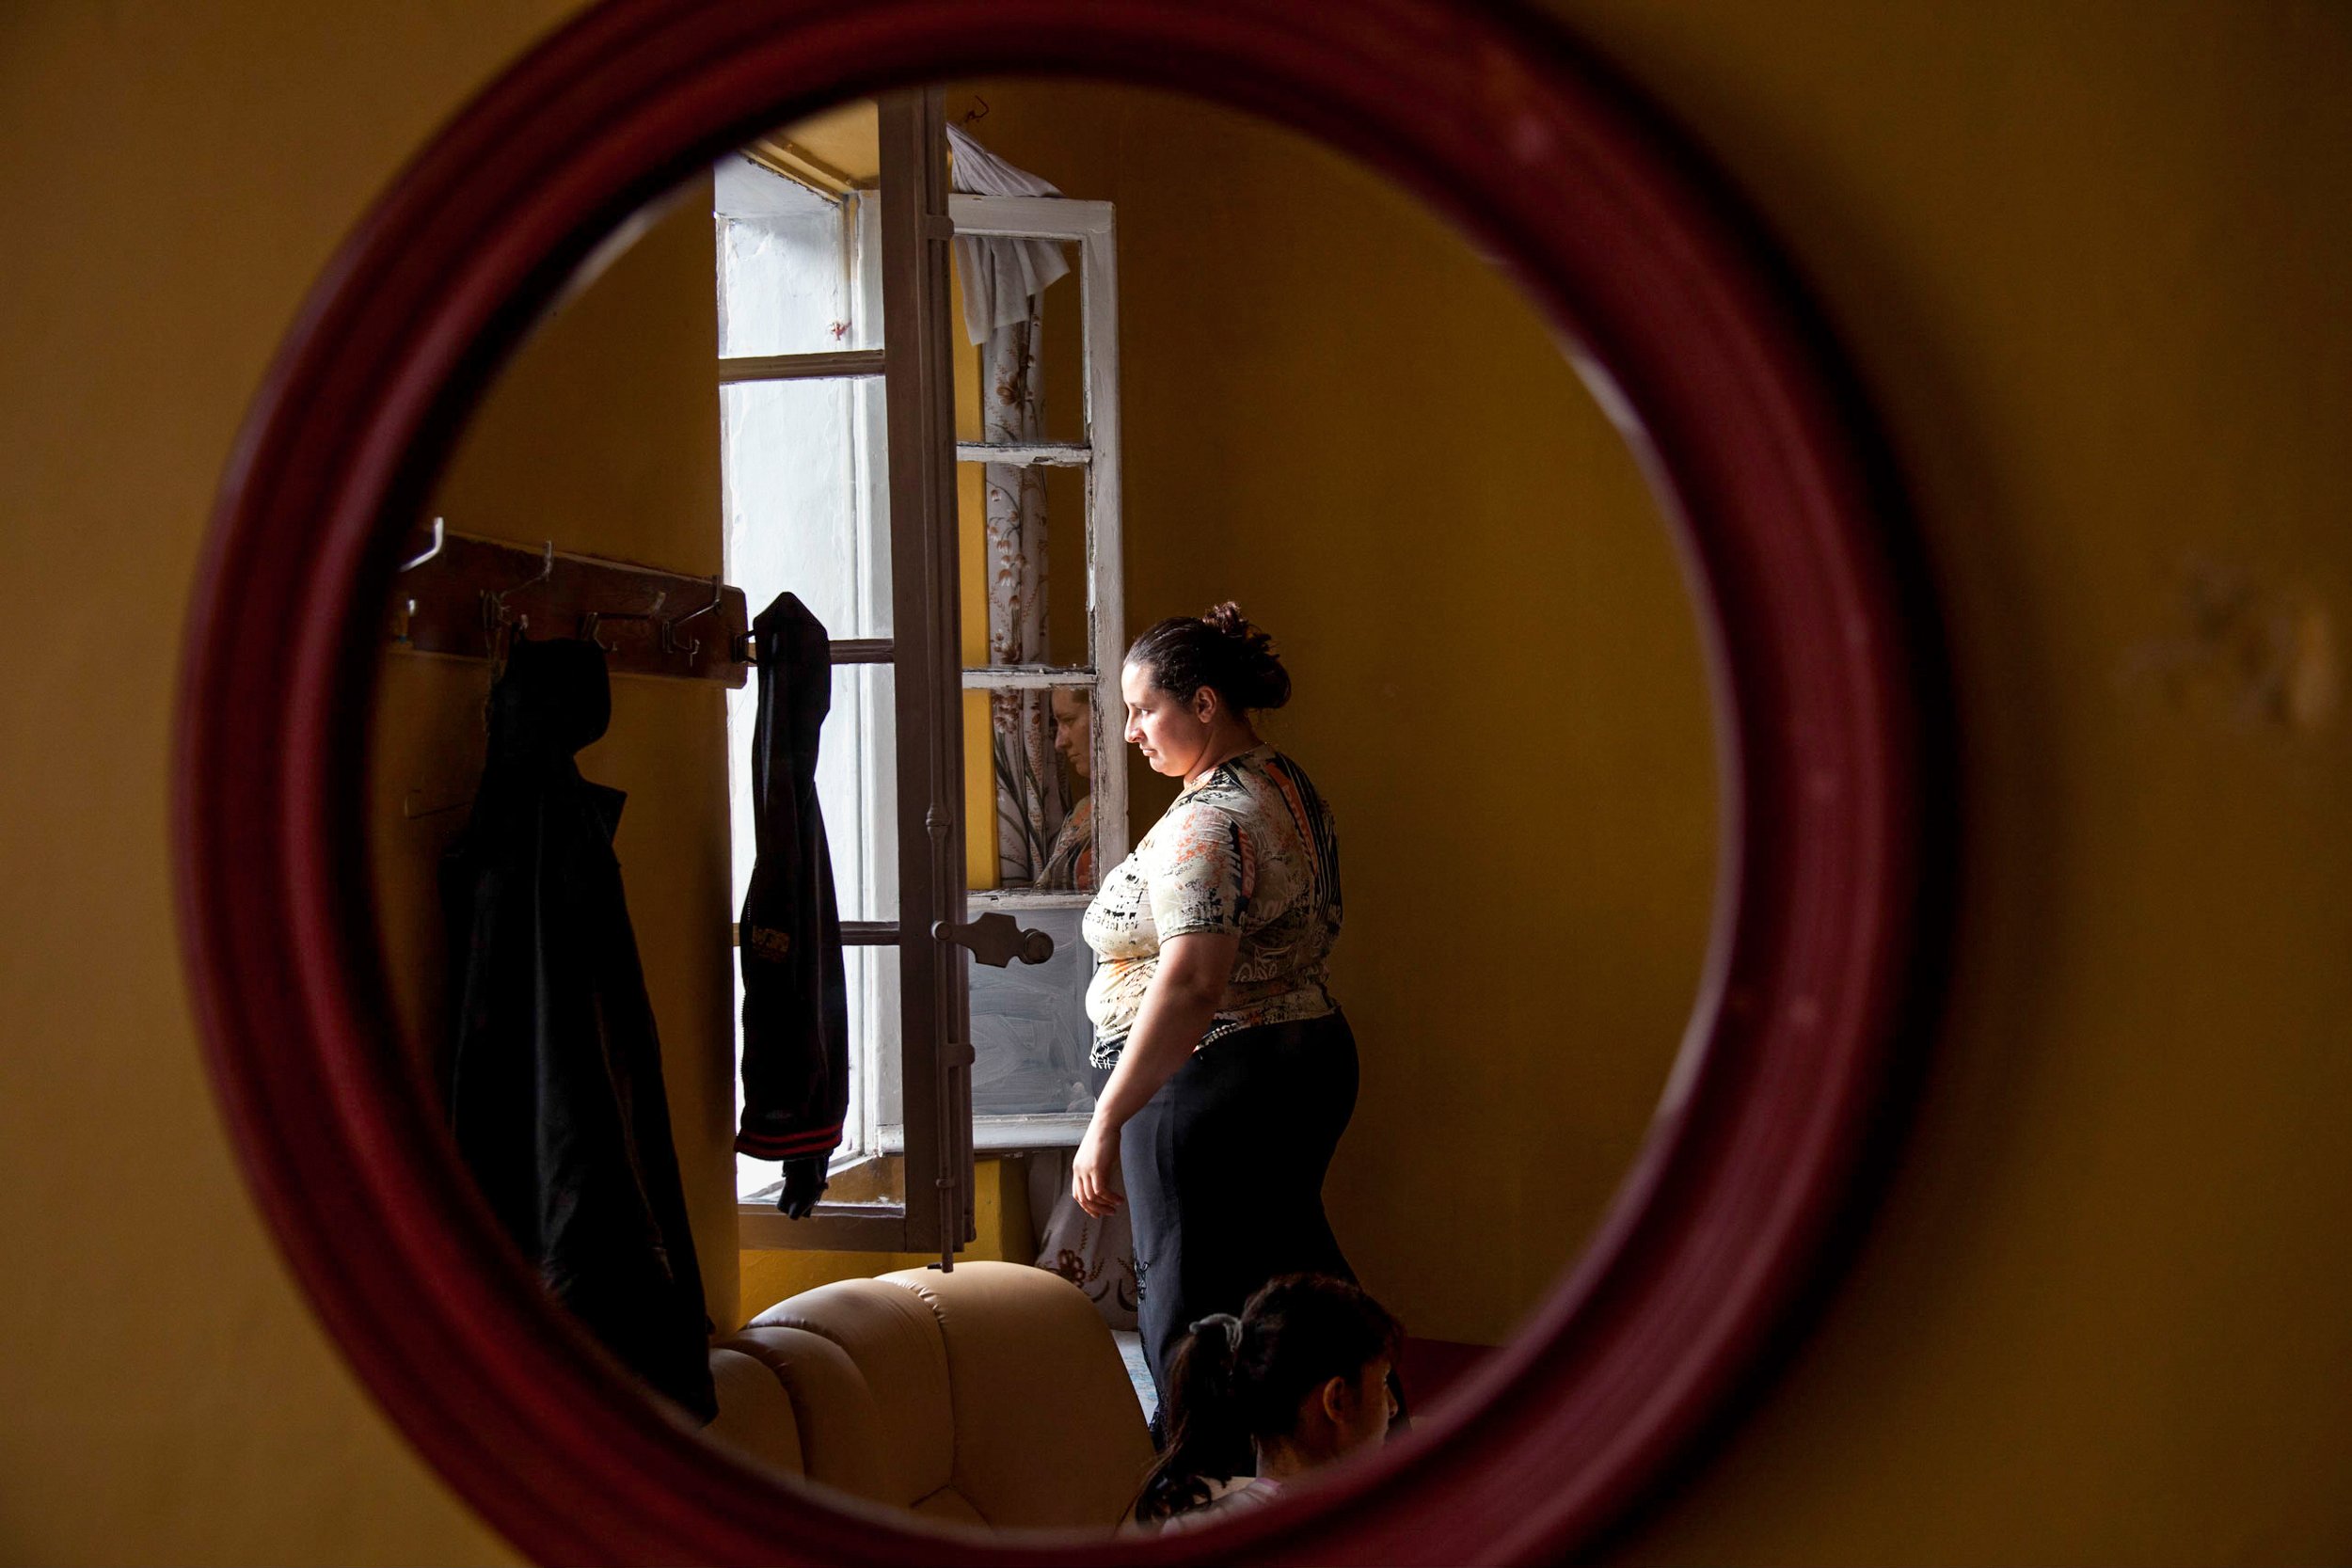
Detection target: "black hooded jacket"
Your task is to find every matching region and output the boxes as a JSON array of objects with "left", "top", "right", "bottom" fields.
[
  {"left": 733, "top": 593, "right": 850, "bottom": 1172},
  {"left": 441, "top": 634, "right": 718, "bottom": 1421}
]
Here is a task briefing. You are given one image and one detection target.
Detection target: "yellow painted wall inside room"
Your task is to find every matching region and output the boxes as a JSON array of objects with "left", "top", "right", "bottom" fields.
[
  {"left": 936, "top": 77, "right": 1718, "bottom": 1351},
  {"left": 738, "top": 1155, "right": 1036, "bottom": 1323},
  {"left": 4, "top": 6, "right": 2351, "bottom": 1568}
]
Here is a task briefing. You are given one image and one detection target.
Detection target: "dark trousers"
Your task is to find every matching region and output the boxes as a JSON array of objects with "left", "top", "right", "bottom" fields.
[{"left": 1120, "top": 1011, "right": 1359, "bottom": 1424}]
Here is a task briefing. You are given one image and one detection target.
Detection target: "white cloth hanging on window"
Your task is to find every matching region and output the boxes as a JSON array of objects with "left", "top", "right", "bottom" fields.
[{"left": 946, "top": 121, "right": 1072, "bottom": 347}]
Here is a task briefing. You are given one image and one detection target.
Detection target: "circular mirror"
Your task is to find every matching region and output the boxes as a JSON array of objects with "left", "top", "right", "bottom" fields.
[{"left": 175, "top": 2, "right": 1937, "bottom": 1561}]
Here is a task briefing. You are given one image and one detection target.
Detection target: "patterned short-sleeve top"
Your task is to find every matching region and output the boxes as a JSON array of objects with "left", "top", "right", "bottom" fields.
[{"left": 1081, "top": 745, "right": 1342, "bottom": 1066}]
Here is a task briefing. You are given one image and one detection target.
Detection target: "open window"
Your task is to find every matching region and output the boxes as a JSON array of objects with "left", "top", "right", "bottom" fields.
[
  {"left": 719, "top": 92, "right": 965, "bottom": 1255},
  {"left": 952, "top": 183, "right": 1127, "bottom": 1151},
  {"left": 717, "top": 92, "right": 1125, "bottom": 1255}
]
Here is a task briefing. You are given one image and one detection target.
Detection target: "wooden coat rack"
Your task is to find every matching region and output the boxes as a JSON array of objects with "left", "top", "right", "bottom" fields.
[{"left": 388, "top": 523, "right": 755, "bottom": 687}]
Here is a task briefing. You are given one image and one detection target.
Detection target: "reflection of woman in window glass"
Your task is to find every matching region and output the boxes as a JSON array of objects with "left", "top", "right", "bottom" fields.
[
  {"left": 1072, "top": 604, "right": 1356, "bottom": 1434},
  {"left": 1038, "top": 686, "right": 1095, "bottom": 891}
]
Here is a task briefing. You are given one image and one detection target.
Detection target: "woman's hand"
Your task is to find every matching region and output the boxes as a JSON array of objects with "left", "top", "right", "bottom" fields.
[
  {"left": 1073, "top": 931, "right": 1242, "bottom": 1220},
  {"left": 1073, "top": 1117, "right": 1124, "bottom": 1218}
]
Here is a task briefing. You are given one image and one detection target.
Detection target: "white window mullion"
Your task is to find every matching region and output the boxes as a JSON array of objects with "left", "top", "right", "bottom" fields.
[
  {"left": 960, "top": 665, "right": 1095, "bottom": 690},
  {"left": 945, "top": 192, "right": 1123, "bottom": 1151},
  {"left": 946, "top": 193, "right": 1124, "bottom": 876},
  {"left": 952, "top": 440, "right": 1091, "bottom": 467}
]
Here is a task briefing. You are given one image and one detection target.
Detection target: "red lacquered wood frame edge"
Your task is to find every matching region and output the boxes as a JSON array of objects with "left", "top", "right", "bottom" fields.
[{"left": 172, "top": 1, "right": 1944, "bottom": 1563}]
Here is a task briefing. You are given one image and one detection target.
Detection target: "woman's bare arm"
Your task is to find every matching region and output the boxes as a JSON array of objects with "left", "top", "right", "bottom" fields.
[{"left": 1072, "top": 930, "right": 1241, "bottom": 1217}]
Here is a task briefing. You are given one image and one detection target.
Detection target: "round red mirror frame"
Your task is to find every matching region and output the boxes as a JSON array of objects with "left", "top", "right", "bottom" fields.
[{"left": 174, "top": 0, "right": 1943, "bottom": 1561}]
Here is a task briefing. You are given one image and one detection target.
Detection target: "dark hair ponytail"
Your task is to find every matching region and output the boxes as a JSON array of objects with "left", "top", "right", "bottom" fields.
[
  {"left": 1125, "top": 601, "right": 1292, "bottom": 717},
  {"left": 1133, "top": 1313, "right": 1248, "bottom": 1524},
  {"left": 1132, "top": 1275, "right": 1403, "bottom": 1525}
]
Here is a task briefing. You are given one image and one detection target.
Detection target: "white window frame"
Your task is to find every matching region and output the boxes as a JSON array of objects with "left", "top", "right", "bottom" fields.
[{"left": 946, "top": 191, "right": 1126, "bottom": 1152}]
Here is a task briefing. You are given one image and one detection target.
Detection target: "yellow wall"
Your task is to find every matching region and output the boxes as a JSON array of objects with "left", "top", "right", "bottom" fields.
[
  {"left": 371, "top": 174, "right": 740, "bottom": 1338},
  {"left": 1584, "top": 6, "right": 2352, "bottom": 1560},
  {"left": 4, "top": 5, "right": 2351, "bottom": 1567},
  {"left": 937, "top": 79, "right": 1717, "bottom": 1349},
  {"left": 738, "top": 1155, "right": 1035, "bottom": 1322}
]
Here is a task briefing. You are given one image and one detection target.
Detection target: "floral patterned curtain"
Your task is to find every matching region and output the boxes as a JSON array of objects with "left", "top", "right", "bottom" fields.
[
  {"left": 946, "top": 120, "right": 1070, "bottom": 888},
  {"left": 979, "top": 320, "right": 1064, "bottom": 886}
]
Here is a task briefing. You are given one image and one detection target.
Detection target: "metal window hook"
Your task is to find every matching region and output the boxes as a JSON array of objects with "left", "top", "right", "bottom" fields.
[{"left": 661, "top": 574, "right": 724, "bottom": 659}]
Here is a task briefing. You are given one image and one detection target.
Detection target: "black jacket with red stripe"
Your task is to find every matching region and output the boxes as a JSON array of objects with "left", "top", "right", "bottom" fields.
[{"left": 734, "top": 592, "right": 850, "bottom": 1170}]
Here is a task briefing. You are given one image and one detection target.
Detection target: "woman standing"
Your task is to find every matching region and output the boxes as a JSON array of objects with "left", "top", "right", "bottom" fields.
[{"left": 1072, "top": 604, "right": 1355, "bottom": 1421}]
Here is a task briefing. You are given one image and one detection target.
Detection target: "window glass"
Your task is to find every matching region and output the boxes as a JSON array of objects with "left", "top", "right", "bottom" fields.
[
  {"left": 856, "top": 942, "right": 904, "bottom": 1155},
  {"left": 968, "top": 906, "right": 1099, "bottom": 1118},
  {"left": 715, "top": 157, "right": 882, "bottom": 356},
  {"left": 1041, "top": 460, "right": 1091, "bottom": 670},
  {"left": 726, "top": 660, "right": 898, "bottom": 928},
  {"left": 1035, "top": 242, "right": 1086, "bottom": 448},
  {"left": 734, "top": 944, "right": 901, "bottom": 1200},
  {"left": 722, "top": 376, "right": 890, "bottom": 641},
  {"left": 955, "top": 237, "right": 1083, "bottom": 447}
]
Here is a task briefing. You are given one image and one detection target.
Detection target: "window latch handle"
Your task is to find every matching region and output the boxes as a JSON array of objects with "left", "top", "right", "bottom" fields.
[{"left": 932, "top": 911, "right": 1055, "bottom": 968}]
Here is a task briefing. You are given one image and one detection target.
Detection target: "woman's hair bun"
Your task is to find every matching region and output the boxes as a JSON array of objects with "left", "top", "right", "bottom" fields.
[
  {"left": 1200, "top": 601, "right": 1253, "bottom": 640},
  {"left": 1125, "top": 601, "right": 1293, "bottom": 714},
  {"left": 1200, "top": 602, "right": 1291, "bottom": 712}
]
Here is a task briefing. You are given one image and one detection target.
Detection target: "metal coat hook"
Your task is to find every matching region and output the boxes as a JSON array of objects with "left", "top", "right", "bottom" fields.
[
  {"left": 396, "top": 516, "right": 446, "bottom": 574},
  {"left": 961, "top": 94, "right": 989, "bottom": 125},
  {"left": 482, "top": 540, "right": 554, "bottom": 638},
  {"left": 662, "top": 574, "right": 724, "bottom": 658},
  {"left": 580, "top": 591, "right": 665, "bottom": 653},
  {"left": 383, "top": 531, "right": 745, "bottom": 686}
]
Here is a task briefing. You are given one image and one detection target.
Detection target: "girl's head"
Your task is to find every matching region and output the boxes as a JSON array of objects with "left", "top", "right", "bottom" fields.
[
  {"left": 1134, "top": 1274, "right": 1403, "bottom": 1524},
  {"left": 1120, "top": 603, "right": 1290, "bottom": 779}
]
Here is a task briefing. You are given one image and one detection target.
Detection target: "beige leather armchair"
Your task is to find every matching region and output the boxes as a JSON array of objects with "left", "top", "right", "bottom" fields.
[{"left": 706, "top": 1260, "right": 1155, "bottom": 1530}]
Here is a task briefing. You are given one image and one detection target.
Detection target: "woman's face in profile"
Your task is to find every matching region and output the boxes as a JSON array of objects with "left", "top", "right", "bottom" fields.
[
  {"left": 1120, "top": 660, "right": 1214, "bottom": 779},
  {"left": 1051, "top": 686, "right": 1092, "bottom": 783}
]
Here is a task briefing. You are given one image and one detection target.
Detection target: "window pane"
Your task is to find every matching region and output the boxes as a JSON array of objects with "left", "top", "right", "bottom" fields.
[
  {"left": 818, "top": 662, "right": 898, "bottom": 923},
  {"left": 727, "top": 662, "right": 898, "bottom": 926},
  {"left": 856, "top": 943, "right": 903, "bottom": 1154},
  {"left": 714, "top": 157, "right": 882, "bottom": 356},
  {"left": 964, "top": 685, "right": 1096, "bottom": 893},
  {"left": 955, "top": 457, "right": 1089, "bottom": 672},
  {"left": 961, "top": 689, "right": 999, "bottom": 893},
  {"left": 968, "top": 906, "right": 1099, "bottom": 1117},
  {"left": 949, "top": 239, "right": 1082, "bottom": 444},
  {"left": 1041, "top": 461, "right": 1091, "bottom": 670},
  {"left": 1035, "top": 241, "right": 1086, "bottom": 448},
  {"left": 722, "top": 376, "right": 891, "bottom": 639},
  {"left": 735, "top": 943, "right": 901, "bottom": 1200},
  {"left": 1047, "top": 687, "right": 1100, "bottom": 893}
]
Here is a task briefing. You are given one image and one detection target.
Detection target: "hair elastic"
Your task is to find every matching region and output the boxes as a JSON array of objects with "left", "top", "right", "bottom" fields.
[{"left": 1188, "top": 1312, "right": 1244, "bottom": 1353}]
